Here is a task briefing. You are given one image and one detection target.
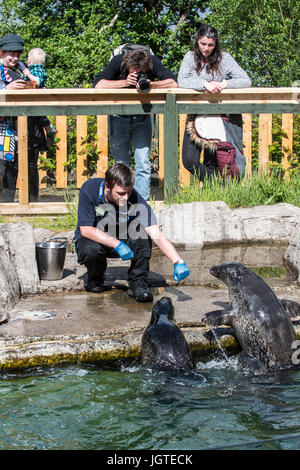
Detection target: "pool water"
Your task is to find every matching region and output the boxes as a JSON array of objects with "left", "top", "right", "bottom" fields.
[{"left": 1, "top": 357, "right": 300, "bottom": 450}]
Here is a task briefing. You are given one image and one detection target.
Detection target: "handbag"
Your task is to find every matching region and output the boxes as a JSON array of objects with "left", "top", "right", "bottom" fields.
[
  {"left": 216, "top": 141, "right": 240, "bottom": 179},
  {"left": 188, "top": 114, "right": 243, "bottom": 180}
]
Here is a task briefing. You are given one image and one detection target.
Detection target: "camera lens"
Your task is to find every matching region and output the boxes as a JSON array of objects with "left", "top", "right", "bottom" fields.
[{"left": 137, "top": 72, "right": 150, "bottom": 92}]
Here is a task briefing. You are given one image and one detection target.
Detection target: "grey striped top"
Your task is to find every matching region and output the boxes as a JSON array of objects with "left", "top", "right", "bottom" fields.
[{"left": 178, "top": 51, "right": 251, "bottom": 89}]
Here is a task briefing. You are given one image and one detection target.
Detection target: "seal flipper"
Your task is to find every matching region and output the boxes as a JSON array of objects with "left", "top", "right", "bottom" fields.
[
  {"left": 237, "top": 352, "right": 267, "bottom": 375},
  {"left": 204, "top": 309, "right": 234, "bottom": 327}
]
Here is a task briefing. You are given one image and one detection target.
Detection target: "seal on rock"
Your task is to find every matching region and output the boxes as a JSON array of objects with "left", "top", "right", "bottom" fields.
[
  {"left": 204, "top": 262, "right": 298, "bottom": 373},
  {"left": 141, "top": 297, "right": 194, "bottom": 371}
]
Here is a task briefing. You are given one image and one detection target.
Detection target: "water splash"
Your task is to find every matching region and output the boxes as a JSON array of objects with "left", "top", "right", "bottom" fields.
[
  {"left": 196, "top": 356, "right": 238, "bottom": 370},
  {"left": 120, "top": 365, "right": 141, "bottom": 373},
  {"left": 210, "top": 327, "right": 231, "bottom": 362}
]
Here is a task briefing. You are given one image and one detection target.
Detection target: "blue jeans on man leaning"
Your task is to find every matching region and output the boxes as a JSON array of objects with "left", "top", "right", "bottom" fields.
[{"left": 109, "top": 115, "right": 152, "bottom": 200}]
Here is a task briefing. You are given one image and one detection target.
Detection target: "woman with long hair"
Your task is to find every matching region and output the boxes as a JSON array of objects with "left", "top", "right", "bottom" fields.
[{"left": 178, "top": 24, "right": 251, "bottom": 181}]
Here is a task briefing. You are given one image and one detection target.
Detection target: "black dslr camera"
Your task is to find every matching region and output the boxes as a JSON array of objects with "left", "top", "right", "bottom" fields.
[{"left": 137, "top": 72, "right": 150, "bottom": 92}]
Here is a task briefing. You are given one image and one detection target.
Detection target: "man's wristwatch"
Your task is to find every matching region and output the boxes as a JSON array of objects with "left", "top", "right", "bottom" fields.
[{"left": 174, "top": 259, "right": 184, "bottom": 265}]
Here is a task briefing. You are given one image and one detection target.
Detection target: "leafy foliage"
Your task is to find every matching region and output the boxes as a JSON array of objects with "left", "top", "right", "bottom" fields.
[
  {"left": 0, "top": 0, "right": 209, "bottom": 87},
  {"left": 0, "top": 1, "right": 298, "bottom": 86},
  {"left": 207, "top": 0, "right": 300, "bottom": 86}
]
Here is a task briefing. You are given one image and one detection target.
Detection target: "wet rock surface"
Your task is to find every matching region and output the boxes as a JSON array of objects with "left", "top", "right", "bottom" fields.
[{"left": 1, "top": 245, "right": 299, "bottom": 370}]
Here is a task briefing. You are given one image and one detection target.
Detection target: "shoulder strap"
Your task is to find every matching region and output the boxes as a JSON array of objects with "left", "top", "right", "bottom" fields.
[{"left": 0, "top": 64, "right": 23, "bottom": 83}]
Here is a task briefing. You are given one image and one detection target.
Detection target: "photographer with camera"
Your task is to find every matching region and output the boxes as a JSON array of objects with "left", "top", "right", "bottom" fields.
[{"left": 93, "top": 48, "right": 177, "bottom": 201}]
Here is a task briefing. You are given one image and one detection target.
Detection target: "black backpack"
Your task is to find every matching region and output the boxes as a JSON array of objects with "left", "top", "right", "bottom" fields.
[{"left": 109, "top": 43, "right": 154, "bottom": 61}]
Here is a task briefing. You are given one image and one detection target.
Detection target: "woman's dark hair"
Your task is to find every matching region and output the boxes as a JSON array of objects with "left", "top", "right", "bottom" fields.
[
  {"left": 194, "top": 24, "right": 222, "bottom": 76},
  {"left": 105, "top": 162, "right": 135, "bottom": 189}
]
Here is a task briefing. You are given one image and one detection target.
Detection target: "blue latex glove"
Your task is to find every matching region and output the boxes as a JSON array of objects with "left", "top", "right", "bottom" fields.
[
  {"left": 114, "top": 241, "right": 134, "bottom": 261},
  {"left": 173, "top": 262, "right": 190, "bottom": 282}
]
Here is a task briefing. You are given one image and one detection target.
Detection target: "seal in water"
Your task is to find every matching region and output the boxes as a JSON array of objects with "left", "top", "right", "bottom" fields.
[
  {"left": 204, "top": 262, "right": 298, "bottom": 373},
  {"left": 141, "top": 297, "right": 194, "bottom": 371}
]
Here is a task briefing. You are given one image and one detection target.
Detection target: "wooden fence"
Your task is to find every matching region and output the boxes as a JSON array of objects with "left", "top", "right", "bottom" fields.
[
  {"left": 35, "top": 112, "right": 296, "bottom": 190},
  {"left": 0, "top": 87, "right": 299, "bottom": 213}
]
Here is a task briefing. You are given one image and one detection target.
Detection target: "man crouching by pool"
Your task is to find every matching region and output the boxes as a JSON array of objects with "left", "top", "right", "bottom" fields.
[{"left": 75, "top": 162, "right": 190, "bottom": 302}]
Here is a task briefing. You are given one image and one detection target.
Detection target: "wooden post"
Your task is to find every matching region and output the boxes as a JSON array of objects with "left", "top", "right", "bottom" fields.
[
  {"left": 258, "top": 114, "right": 272, "bottom": 176},
  {"left": 281, "top": 114, "right": 293, "bottom": 172},
  {"left": 56, "top": 116, "right": 67, "bottom": 188},
  {"left": 179, "top": 114, "right": 190, "bottom": 186},
  {"left": 18, "top": 116, "right": 29, "bottom": 205},
  {"left": 97, "top": 115, "right": 108, "bottom": 177},
  {"left": 163, "top": 94, "right": 178, "bottom": 195},
  {"left": 76, "top": 115, "right": 88, "bottom": 188},
  {"left": 158, "top": 114, "right": 164, "bottom": 187},
  {"left": 242, "top": 113, "right": 252, "bottom": 175}
]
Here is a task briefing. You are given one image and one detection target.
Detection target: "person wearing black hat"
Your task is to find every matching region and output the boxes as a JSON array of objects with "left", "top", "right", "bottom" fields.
[
  {"left": 0, "top": 33, "right": 24, "bottom": 50},
  {"left": 0, "top": 33, "right": 49, "bottom": 202},
  {"left": 0, "top": 34, "right": 26, "bottom": 89}
]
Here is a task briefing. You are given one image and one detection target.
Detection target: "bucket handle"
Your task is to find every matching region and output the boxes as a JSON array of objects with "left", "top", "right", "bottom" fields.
[{"left": 42, "top": 237, "right": 68, "bottom": 247}]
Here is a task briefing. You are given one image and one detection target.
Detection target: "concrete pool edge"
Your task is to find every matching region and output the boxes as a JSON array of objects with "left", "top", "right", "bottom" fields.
[{"left": 0, "top": 324, "right": 299, "bottom": 371}]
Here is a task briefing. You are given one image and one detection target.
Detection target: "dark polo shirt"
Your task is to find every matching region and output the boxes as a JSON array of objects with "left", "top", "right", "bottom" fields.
[{"left": 75, "top": 178, "right": 157, "bottom": 241}]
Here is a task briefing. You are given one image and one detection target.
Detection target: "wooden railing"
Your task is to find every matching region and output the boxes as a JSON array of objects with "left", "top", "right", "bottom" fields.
[
  {"left": 0, "top": 87, "right": 299, "bottom": 213},
  {"left": 35, "top": 112, "right": 297, "bottom": 190}
]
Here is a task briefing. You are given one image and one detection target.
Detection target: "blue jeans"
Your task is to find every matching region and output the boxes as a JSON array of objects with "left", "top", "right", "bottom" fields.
[{"left": 109, "top": 115, "right": 152, "bottom": 200}]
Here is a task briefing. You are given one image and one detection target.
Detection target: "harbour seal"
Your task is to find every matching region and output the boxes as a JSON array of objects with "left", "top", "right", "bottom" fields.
[
  {"left": 204, "top": 262, "right": 298, "bottom": 373},
  {"left": 141, "top": 297, "right": 194, "bottom": 371}
]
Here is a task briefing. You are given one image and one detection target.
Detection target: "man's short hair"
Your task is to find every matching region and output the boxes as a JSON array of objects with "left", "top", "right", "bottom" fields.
[
  {"left": 105, "top": 162, "right": 135, "bottom": 189},
  {"left": 122, "top": 50, "right": 153, "bottom": 72}
]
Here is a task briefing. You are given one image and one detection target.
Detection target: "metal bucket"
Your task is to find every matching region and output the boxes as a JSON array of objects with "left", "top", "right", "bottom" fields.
[{"left": 35, "top": 237, "right": 67, "bottom": 280}]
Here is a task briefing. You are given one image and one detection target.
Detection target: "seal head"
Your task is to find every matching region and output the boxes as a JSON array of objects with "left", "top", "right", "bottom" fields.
[{"left": 141, "top": 297, "right": 194, "bottom": 371}]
